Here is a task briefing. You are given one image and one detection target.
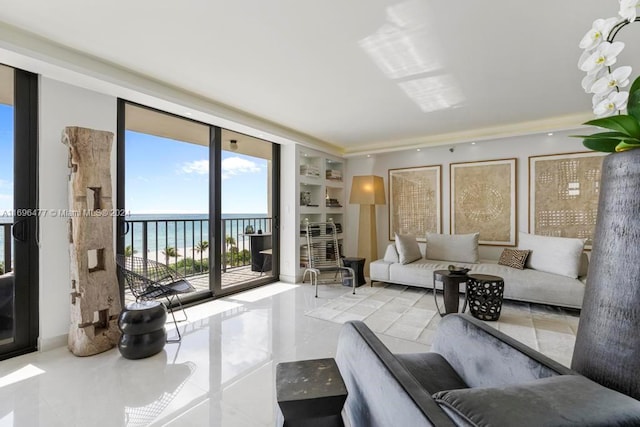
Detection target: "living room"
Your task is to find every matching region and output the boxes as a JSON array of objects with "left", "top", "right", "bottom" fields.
[{"left": 0, "top": 1, "right": 640, "bottom": 426}]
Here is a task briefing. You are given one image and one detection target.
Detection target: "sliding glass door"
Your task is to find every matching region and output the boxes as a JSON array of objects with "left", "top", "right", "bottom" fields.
[
  {"left": 0, "top": 65, "right": 39, "bottom": 359},
  {"left": 117, "top": 101, "right": 279, "bottom": 301}
]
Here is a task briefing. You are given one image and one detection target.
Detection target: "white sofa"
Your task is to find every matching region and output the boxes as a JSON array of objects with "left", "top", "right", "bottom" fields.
[{"left": 370, "top": 241, "right": 588, "bottom": 309}]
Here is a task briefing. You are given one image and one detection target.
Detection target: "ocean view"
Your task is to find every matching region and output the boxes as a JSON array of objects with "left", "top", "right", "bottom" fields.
[{"left": 0, "top": 213, "right": 270, "bottom": 268}]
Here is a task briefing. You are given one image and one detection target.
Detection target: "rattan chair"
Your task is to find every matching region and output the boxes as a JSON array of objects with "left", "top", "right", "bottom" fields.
[
  {"left": 302, "top": 221, "right": 355, "bottom": 297},
  {"left": 116, "top": 255, "right": 195, "bottom": 342}
]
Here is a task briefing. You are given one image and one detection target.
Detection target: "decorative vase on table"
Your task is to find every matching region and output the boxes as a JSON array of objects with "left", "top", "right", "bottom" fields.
[{"left": 572, "top": 2, "right": 640, "bottom": 400}]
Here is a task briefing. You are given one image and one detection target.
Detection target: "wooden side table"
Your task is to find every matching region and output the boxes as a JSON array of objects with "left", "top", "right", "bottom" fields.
[
  {"left": 276, "top": 358, "right": 347, "bottom": 427},
  {"left": 465, "top": 274, "right": 505, "bottom": 321},
  {"left": 433, "top": 270, "right": 469, "bottom": 316},
  {"left": 341, "top": 257, "right": 366, "bottom": 286}
]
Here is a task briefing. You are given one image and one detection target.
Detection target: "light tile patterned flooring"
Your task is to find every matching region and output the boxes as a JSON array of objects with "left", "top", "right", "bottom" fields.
[{"left": 306, "top": 283, "right": 580, "bottom": 367}]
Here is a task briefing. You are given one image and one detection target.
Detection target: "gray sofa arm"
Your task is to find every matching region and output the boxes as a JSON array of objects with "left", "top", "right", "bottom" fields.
[
  {"left": 432, "top": 314, "right": 574, "bottom": 388},
  {"left": 336, "top": 320, "right": 456, "bottom": 427}
]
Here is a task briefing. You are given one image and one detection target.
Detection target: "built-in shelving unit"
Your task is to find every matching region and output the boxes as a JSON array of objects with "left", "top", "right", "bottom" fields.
[{"left": 297, "top": 147, "right": 345, "bottom": 275}]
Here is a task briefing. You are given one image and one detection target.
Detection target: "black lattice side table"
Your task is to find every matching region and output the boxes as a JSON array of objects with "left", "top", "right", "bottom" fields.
[{"left": 464, "top": 274, "right": 505, "bottom": 321}]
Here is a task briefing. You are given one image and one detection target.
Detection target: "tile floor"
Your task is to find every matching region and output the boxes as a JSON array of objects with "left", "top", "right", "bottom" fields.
[{"left": 0, "top": 282, "right": 578, "bottom": 426}]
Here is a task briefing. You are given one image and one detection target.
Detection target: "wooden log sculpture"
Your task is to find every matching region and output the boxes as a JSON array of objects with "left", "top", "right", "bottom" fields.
[{"left": 63, "top": 126, "right": 122, "bottom": 356}]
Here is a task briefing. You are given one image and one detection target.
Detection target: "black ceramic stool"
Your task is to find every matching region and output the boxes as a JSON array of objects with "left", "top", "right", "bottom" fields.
[
  {"left": 118, "top": 301, "right": 167, "bottom": 359},
  {"left": 342, "top": 257, "right": 366, "bottom": 286},
  {"left": 465, "top": 274, "right": 505, "bottom": 321}
]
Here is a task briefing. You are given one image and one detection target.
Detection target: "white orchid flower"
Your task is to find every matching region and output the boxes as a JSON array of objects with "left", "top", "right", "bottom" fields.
[
  {"left": 579, "top": 41, "right": 625, "bottom": 74},
  {"left": 591, "top": 66, "right": 633, "bottom": 95},
  {"left": 619, "top": 0, "right": 640, "bottom": 22},
  {"left": 593, "top": 91, "right": 629, "bottom": 117},
  {"left": 579, "top": 18, "right": 619, "bottom": 50},
  {"left": 582, "top": 70, "right": 606, "bottom": 93}
]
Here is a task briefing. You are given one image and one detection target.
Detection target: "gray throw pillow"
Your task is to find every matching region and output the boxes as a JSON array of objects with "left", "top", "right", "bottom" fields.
[{"left": 394, "top": 233, "right": 422, "bottom": 265}]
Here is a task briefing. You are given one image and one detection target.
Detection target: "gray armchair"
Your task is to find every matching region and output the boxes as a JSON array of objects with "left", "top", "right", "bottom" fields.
[{"left": 335, "top": 315, "right": 640, "bottom": 426}]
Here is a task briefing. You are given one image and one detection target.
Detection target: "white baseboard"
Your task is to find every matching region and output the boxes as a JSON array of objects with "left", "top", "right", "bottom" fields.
[{"left": 38, "top": 334, "right": 68, "bottom": 352}]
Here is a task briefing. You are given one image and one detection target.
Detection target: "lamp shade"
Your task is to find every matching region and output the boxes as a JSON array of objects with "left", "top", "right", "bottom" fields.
[{"left": 349, "top": 175, "right": 386, "bottom": 205}]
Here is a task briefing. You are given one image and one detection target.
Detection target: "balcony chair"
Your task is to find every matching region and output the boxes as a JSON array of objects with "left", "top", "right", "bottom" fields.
[
  {"left": 116, "top": 255, "right": 195, "bottom": 342},
  {"left": 302, "top": 221, "right": 355, "bottom": 297}
]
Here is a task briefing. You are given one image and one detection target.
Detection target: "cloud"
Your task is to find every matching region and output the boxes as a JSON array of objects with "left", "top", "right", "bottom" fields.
[
  {"left": 222, "top": 157, "right": 261, "bottom": 179},
  {"left": 0, "top": 180, "right": 12, "bottom": 189},
  {"left": 0, "top": 194, "right": 10, "bottom": 200},
  {"left": 179, "top": 157, "right": 261, "bottom": 179},
  {"left": 181, "top": 160, "right": 209, "bottom": 175}
]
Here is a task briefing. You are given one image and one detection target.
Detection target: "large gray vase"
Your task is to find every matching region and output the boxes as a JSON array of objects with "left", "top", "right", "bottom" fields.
[{"left": 572, "top": 148, "right": 640, "bottom": 400}]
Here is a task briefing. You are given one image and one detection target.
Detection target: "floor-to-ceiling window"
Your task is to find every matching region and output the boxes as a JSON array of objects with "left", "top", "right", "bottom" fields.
[
  {"left": 0, "top": 64, "right": 39, "bottom": 359},
  {"left": 117, "top": 101, "right": 279, "bottom": 302}
]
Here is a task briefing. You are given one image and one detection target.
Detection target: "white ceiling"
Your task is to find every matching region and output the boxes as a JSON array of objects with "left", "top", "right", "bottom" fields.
[{"left": 0, "top": 0, "right": 636, "bottom": 154}]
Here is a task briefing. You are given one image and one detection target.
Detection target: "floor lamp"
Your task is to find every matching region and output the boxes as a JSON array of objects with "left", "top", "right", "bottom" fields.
[{"left": 349, "top": 175, "right": 386, "bottom": 277}]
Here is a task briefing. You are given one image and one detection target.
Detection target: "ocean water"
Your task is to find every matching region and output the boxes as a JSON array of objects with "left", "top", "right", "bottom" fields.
[{"left": 0, "top": 213, "right": 270, "bottom": 266}]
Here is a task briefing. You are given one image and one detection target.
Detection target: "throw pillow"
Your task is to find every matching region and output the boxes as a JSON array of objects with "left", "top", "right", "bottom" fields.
[
  {"left": 394, "top": 233, "right": 422, "bottom": 265},
  {"left": 425, "top": 232, "right": 479, "bottom": 263},
  {"left": 518, "top": 232, "right": 585, "bottom": 278},
  {"left": 498, "top": 248, "right": 530, "bottom": 270}
]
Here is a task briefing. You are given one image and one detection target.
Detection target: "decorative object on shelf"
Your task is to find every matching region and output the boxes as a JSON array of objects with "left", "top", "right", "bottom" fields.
[
  {"left": 529, "top": 152, "right": 606, "bottom": 249},
  {"left": 326, "top": 169, "right": 343, "bottom": 181},
  {"left": 326, "top": 198, "right": 342, "bottom": 207},
  {"left": 350, "top": 175, "right": 386, "bottom": 276},
  {"left": 574, "top": 7, "right": 640, "bottom": 153},
  {"left": 300, "top": 191, "right": 311, "bottom": 206},
  {"left": 389, "top": 165, "right": 442, "bottom": 241},
  {"left": 450, "top": 158, "right": 517, "bottom": 246},
  {"left": 63, "top": 126, "right": 122, "bottom": 356},
  {"left": 300, "top": 164, "right": 320, "bottom": 178},
  {"left": 571, "top": 3, "right": 640, "bottom": 401},
  {"left": 245, "top": 224, "right": 255, "bottom": 234}
]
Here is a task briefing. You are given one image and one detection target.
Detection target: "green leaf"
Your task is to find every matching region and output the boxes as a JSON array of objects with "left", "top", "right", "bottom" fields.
[
  {"left": 582, "top": 138, "right": 619, "bottom": 152},
  {"left": 584, "top": 115, "right": 640, "bottom": 138},
  {"left": 628, "top": 76, "right": 640, "bottom": 122},
  {"left": 615, "top": 141, "right": 640, "bottom": 152},
  {"left": 572, "top": 131, "right": 640, "bottom": 142}
]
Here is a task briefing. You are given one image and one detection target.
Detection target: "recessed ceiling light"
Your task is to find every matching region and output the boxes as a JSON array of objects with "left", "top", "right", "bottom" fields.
[
  {"left": 185, "top": 112, "right": 193, "bottom": 116},
  {"left": 471, "top": 142, "right": 476, "bottom": 145},
  {"left": 548, "top": 132, "right": 554, "bottom": 136},
  {"left": 304, "top": 154, "right": 308, "bottom": 157},
  {"left": 367, "top": 154, "right": 371, "bottom": 158},
  {"left": 417, "top": 148, "right": 421, "bottom": 152}
]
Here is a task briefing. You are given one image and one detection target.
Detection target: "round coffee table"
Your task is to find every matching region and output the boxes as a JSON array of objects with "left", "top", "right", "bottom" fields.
[
  {"left": 433, "top": 270, "right": 469, "bottom": 316},
  {"left": 465, "top": 274, "right": 505, "bottom": 321}
]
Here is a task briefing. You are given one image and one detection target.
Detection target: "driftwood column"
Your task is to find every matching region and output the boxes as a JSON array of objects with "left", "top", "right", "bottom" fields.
[{"left": 63, "top": 126, "right": 122, "bottom": 356}]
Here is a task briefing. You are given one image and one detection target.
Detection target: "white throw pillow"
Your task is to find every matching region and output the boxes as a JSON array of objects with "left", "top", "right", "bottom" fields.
[
  {"left": 518, "top": 232, "right": 586, "bottom": 278},
  {"left": 425, "top": 232, "right": 479, "bottom": 263},
  {"left": 394, "top": 233, "right": 422, "bottom": 265}
]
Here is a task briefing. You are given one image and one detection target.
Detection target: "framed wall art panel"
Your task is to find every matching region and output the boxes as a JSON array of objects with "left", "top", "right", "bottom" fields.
[
  {"left": 450, "top": 158, "right": 517, "bottom": 246},
  {"left": 388, "top": 165, "right": 442, "bottom": 241},
  {"left": 529, "top": 151, "right": 606, "bottom": 249}
]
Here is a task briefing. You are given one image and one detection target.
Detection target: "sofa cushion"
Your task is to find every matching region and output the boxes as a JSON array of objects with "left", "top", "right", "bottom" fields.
[
  {"left": 518, "top": 232, "right": 585, "bottom": 278},
  {"left": 498, "top": 248, "right": 530, "bottom": 270},
  {"left": 396, "top": 353, "right": 468, "bottom": 395},
  {"left": 426, "top": 233, "right": 479, "bottom": 264},
  {"left": 433, "top": 375, "right": 640, "bottom": 427},
  {"left": 395, "top": 233, "right": 422, "bottom": 264}
]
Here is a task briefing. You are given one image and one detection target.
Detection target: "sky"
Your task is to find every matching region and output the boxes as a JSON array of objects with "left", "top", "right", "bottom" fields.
[
  {"left": 0, "top": 105, "right": 13, "bottom": 217},
  {"left": 0, "top": 113, "right": 269, "bottom": 216},
  {"left": 125, "top": 131, "right": 269, "bottom": 214}
]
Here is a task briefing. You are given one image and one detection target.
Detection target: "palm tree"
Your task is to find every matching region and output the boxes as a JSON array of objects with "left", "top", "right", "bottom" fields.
[
  {"left": 225, "top": 235, "right": 236, "bottom": 252},
  {"left": 162, "top": 246, "right": 181, "bottom": 266},
  {"left": 195, "top": 241, "right": 209, "bottom": 254},
  {"left": 124, "top": 245, "right": 137, "bottom": 257}
]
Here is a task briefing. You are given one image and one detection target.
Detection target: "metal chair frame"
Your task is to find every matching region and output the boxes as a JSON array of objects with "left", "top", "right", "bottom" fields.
[
  {"left": 116, "top": 255, "right": 195, "bottom": 342},
  {"left": 302, "top": 221, "right": 355, "bottom": 297}
]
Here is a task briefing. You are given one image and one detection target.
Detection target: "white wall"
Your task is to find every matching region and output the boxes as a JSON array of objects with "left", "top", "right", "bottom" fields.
[
  {"left": 344, "top": 131, "right": 587, "bottom": 263},
  {"left": 38, "top": 77, "right": 117, "bottom": 350}
]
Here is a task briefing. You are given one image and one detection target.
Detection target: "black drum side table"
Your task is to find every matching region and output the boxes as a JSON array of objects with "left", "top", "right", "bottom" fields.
[
  {"left": 276, "top": 358, "right": 347, "bottom": 427},
  {"left": 433, "top": 270, "right": 469, "bottom": 316},
  {"left": 118, "top": 301, "right": 167, "bottom": 359},
  {"left": 342, "top": 257, "right": 366, "bottom": 287},
  {"left": 465, "top": 274, "right": 505, "bottom": 321}
]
